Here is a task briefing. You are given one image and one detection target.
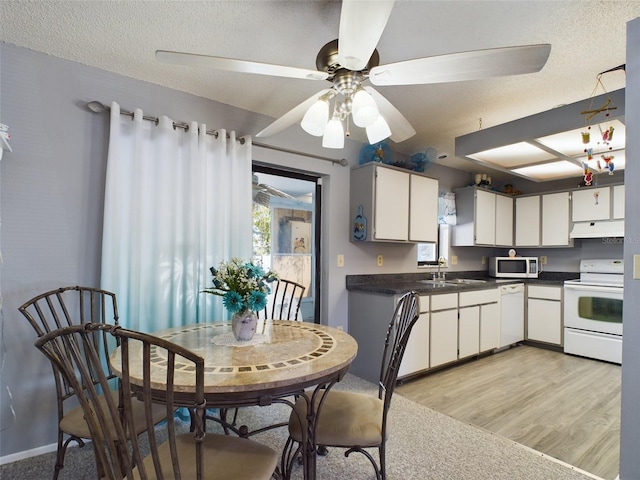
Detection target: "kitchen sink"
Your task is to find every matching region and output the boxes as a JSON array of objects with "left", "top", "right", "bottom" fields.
[
  {"left": 419, "top": 279, "right": 449, "bottom": 286},
  {"left": 445, "top": 278, "right": 487, "bottom": 285}
]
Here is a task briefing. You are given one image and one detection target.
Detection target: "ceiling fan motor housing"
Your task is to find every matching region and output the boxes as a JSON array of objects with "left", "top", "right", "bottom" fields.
[{"left": 316, "top": 39, "right": 380, "bottom": 78}]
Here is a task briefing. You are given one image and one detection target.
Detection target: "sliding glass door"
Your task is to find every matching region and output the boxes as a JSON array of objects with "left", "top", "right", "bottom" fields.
[{"left": 252, "top": 165, "right": 321, "bottom": 323}]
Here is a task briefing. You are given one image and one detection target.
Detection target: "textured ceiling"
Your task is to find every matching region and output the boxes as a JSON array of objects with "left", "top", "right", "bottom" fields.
[{"left": 1, "top": 0, "right": 639, "bottom": 177}]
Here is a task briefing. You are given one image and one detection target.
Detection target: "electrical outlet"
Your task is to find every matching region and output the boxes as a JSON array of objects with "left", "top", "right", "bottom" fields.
[
  {"left": 337, "top": 254, "right": 344, "bottom": 267},
  {"left": 451, "top": 255, "right": 458, "bottom": 266},
  {"left": 481, "top": 256, "right": 486, "bottom": 265},
  {"left": 540, "top": 256, "right": 548, "bottom": 265},
  {"left": 377, "top": 254, "right": 384, "bottom": 267}
]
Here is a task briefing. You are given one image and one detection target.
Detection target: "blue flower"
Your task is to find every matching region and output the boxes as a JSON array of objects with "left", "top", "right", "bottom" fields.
[
  {"left": 247, "top": 290, "right": 268, "bottom": 311},
  {"left": 222, "top": 291, "right": 244, "bottom": 314}
]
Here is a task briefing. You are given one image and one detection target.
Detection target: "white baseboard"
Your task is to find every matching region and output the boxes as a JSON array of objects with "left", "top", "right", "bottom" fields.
[{"left": 0, "top": 442, "right": 57, "bottom": 465}]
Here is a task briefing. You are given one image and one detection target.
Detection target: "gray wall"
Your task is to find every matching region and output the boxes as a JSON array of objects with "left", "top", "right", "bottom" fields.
[
  {"left": 0, "top": 42, "right": 368, "bottom": 458},
  {"left": 619, "top": 16, "right": 640, "bottom": 480}
]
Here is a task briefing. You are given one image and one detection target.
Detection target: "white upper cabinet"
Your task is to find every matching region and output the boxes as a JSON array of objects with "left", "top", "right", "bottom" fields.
[
  {"left": 409, "top": 174, "right": 439, "bottom": 242},
  {"left": 572, "top": 186, "right": 611, "bottom": 222},
  {"left": 613, "top": 185, "right": 625, "bottom": 219},
  {"left": 475, "top": 189, "right": 496, "bottom": 245},
  {"left": 495, "top": 193, "right": 514, "bottom": 246},
  {"left": 542, "top": 192, "right": 571, "bottom": 246},
  {"left": 515, "top": 195, "right": 540, "bottom": 247},
  {"left": 374, "top": 166, "right": 410, "bottom": 241},
  {"left": 350, "top": 163, "right": 438, "bottom": 243},
  {"left": 452, "top": 187, "right": 512, "bottom": 247}
]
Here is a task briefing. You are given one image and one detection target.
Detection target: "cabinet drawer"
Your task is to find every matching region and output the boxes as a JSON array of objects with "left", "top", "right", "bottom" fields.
[
  {"left": 527, "top": 285, "right": 561, "bottom": 300},
  {"left": 430, "top": 293, "right": 457, "bottom": 311},
  {"left": 459, "top": 288, "right": 499, "bottom": 306},
  {"left": 418, "top": 295, "right": 430, "bottom": 313}
]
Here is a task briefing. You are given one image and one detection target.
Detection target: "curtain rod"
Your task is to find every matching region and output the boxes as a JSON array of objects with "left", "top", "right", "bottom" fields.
[
  {"left": 252, "top": 142, "right": 348, "bottom": 166},
  {"left": 87, "top": 100, "right": 348, "bottom": 166}
]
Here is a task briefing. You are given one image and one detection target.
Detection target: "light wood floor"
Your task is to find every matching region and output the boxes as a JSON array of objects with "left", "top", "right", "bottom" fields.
[{"left": 396, "top": 345, "right": 621, "bottom": 480}]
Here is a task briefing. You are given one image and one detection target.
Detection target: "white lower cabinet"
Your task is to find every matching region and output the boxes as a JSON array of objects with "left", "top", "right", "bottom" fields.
[
  {"left": 526, "top": 285, "right": 563, "bottom": 345},
  {"left": 398, "top": 295, "right": 430, "bottom": 378},
  {"left": 458, "top": 306, "right": 480, "bottom": 358},
  {"left": 480, "top": 302, "right": 501, "bottom": 351},
  {"left": 430, "top": 293, "right": 458, "bottom": 368}
]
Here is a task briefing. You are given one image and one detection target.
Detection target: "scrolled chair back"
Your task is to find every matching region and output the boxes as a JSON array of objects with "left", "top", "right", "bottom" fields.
[{"left": 35, "top": 322, "right": 208, "bottom": 480}]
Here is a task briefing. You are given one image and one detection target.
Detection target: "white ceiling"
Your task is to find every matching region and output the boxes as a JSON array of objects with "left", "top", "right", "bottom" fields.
[{"left": 1, "top": 1, "right": 639, "bottom": 179}]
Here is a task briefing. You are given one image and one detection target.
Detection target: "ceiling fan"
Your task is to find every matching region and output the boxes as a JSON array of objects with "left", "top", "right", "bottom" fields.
[
  {"left": 252, "top": 174, "right": 294, "bottom": 207},
  {"left": 156, "top": 0, "right": 551, "bottom": 149}
]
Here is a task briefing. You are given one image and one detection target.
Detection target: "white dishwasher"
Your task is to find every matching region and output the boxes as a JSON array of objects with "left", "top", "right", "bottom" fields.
[{"left": 499, "top": 283, "right": 525, "bottom": 348}]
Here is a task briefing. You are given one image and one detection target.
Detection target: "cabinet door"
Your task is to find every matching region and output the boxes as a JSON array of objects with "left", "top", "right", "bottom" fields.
[
  {"left": 474, "top": 189, "right": 496, "bottom": 245},
  {"left": 527, "top": 298, "right": 562, "bottom": 345},
  {"left": 613, "top": 185, "right": 625, "bottom": 219},
  {"left": 542, "top": 192, "right": 570, "bottom": 246},
  {"left": 430, "top": 309, "right": 458, "bottom": 367},
  {"left": 459, "top": 306, "right": 480, "bottom": 358},
  {"left": 494, "top": 194, "right": 514, "bottom": 246},
  {"left": 515, "top": 195, "right": 540, "bottom": 247},
  {"left": 409, "top": 175, "right": 438, "bottom": 242},
  {"left": 572, "top": 187, "right": 611, "bottom": 222},
  {"left": 374, "top": 166, "right": 410, "bottom": 241},
  {"left": 480, "top": 302, "right": 500, "bottom": 351},
  {"left": 398, "top": 311, "right": 430, "bottom": 377}
]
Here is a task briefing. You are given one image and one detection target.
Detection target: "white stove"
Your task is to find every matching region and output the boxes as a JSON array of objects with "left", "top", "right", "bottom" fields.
[{"left": 563, "top": 259, "right": 623, "bottom": 364}]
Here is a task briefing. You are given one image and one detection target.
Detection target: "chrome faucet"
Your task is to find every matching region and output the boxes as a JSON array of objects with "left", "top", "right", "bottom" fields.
[{"left": 433, "top": 256, "right": 446, "bottom": 281}]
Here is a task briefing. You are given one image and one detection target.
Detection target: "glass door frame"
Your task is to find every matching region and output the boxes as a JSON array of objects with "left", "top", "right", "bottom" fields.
[{"left": 252, "top": 164, "right": 321, "bottom": 324}]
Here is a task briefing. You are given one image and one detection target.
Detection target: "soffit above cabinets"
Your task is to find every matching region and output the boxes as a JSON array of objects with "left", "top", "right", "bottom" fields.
[{"left": 455, "top": 88, "right": 626, "bottom": 182}]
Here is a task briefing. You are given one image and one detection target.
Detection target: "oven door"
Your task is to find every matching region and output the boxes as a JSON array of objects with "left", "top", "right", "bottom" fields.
[{"left": 563, "top": 283, "right": 623, "bottom": 335}]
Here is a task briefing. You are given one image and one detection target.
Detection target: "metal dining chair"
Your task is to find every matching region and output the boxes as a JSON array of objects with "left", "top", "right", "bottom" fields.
[
  {"left": 34, "top": 323, "right": 279, "bottom": 479},
  {"left": 281, "top": 291, "right": 420, "bottom": 480},
  {"left": 18, "top": 286, "right": 166, "bottom": 479},
  {"left": 259, "top": 278, "right": 306, "bottom": 321}
]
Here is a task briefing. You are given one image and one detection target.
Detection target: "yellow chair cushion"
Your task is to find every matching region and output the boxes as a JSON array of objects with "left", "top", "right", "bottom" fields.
[
  {"left": 288, "top": 390, "right": 384, "bottom": 447},
  {"left": 133, "top": 432, "right": 278, "bottom": 480},
  {"left": 59, "top": 389, "right": 167, "bottom": 439}
]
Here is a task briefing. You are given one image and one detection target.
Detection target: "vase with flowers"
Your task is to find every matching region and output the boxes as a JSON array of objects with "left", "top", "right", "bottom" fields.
[{"left": 202, "top": 258, "right": 278, "bottom": 341}]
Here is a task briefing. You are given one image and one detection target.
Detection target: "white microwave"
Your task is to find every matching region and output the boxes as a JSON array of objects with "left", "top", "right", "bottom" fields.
[{"left": 489, "top": 257, "right": 539, "bottom": 278}]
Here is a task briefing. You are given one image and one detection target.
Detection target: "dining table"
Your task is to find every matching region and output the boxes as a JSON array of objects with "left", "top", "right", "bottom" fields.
[{"left": 110, "top": 319, "right": 358, "bottom": 480}]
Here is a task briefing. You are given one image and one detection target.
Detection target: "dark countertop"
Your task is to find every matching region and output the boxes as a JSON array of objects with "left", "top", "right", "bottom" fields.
[{"left": 346, "top": 271, "right": 579, "bottom": 295}]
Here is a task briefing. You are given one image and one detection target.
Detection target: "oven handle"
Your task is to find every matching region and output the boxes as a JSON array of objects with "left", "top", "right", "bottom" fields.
[{"left": 564, "top": 284, "right": 623, "bottom": 294}]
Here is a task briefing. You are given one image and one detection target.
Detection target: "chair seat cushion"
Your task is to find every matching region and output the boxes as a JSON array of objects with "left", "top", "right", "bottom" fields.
[
  {"left": 133, "top": 432, "right": 278, "bottom": 480},
  {"left": 288, "top": 390, "right": 384, "bottom": 447},
  {"left": 59, "top": 389, "right": 167, "bottom": 439}
]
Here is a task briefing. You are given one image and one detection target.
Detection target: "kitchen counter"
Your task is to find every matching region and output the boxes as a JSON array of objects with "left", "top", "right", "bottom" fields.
[{"left": 346, "top": 271, "right": 578, "bottom": 295}]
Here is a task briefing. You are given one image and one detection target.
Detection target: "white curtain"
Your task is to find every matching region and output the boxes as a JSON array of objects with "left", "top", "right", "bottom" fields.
[{"left": 101, "top": 102, "right": 252, "bottom": 332}]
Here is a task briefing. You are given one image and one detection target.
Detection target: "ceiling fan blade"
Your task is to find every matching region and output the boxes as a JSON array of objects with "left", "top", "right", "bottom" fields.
[
  {"left": 369, "top": 44, "right": 552, "bottom": 86},
  {"left": 156, "top": 50, "right": 329, "bottom": 81},
  {"left": 337, "top": 0, "right": 395, "bottom": 71},
  {"left": 255, "top": 88, "right": 333, "bottom": 138},
  {"left": 364, "top": 87, "right": 416, "bottom": 143}
]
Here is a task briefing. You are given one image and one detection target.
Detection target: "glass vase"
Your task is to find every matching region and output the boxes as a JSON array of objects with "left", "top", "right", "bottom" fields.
[{"left": 231, "top": 308, "right": 258, "bottom": 341}]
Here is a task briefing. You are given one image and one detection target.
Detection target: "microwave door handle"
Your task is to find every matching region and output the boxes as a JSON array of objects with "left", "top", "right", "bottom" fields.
[{"left": 564, "top": 284, "right": 622, "bottom": 293}]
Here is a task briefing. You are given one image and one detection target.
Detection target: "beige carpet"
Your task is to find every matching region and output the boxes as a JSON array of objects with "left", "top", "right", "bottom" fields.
[{"left": 0, "top": 374, "right": 602, "bottom": 479}]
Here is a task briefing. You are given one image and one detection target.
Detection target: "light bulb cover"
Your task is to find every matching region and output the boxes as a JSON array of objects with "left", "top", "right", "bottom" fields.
[
  {"left": 352, "top": 89, "right": 379, "bottom": 127},
  {"left": 366, "top": 115, "right": 391, "bottom": 144},
  {"left": 301, "top": 99, "right": 329, "bottom": 136},
  {"left": 322, "top": 117, "right": 345, "bottom": 149}
]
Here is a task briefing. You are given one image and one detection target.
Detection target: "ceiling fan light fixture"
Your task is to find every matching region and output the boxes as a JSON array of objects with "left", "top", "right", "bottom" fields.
[
  {"left": 301, "top": 98, "right": 330, "bottom": 136},
  {"left": 366, "top": 115, "right": 391, "bottom": 144},
  {"left": 351, "top": 88, "right": 379, "bottom": 127},
  {"left": 322, "top": 117, "right": 345, "bottom": 149}
]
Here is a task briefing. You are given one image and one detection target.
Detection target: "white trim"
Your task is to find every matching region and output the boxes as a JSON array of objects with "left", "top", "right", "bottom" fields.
[{"left": 0, "top": 442, "right": 58, "bottom": 465}]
